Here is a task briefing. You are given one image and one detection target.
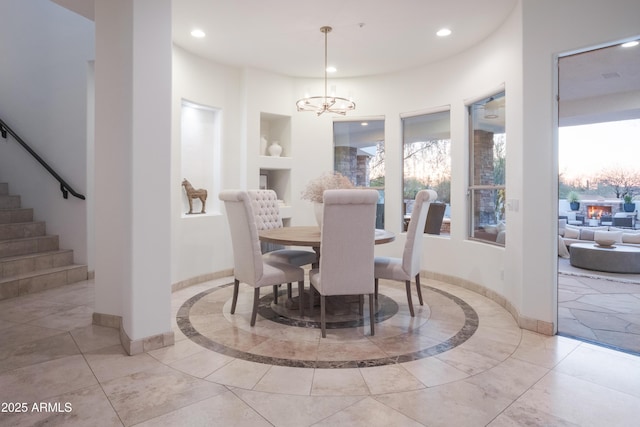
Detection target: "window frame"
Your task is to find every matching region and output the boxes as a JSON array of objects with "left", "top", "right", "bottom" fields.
[
  {"left": 400, "top": 106, "right": 452, "bottom": 235},
  {"left": 467, "top": 89, "right": 506, "bottom": 246}
]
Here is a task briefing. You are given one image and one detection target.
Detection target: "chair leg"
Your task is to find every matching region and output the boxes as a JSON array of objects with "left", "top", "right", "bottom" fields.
[
  {"left": 415, "top": 273, "right": 424, "bottom": 306},
  {"left": 287, "top": 283, "right": 293, "bottom": 299},
  {"left": 309, "top": 286, "right": 315, "bottom": 312},
  {"left": 405, "top": 280, "right": 415, "bottom": 317},
  {"left": 369, "top": 293, "right": 375, "bottom": 336},
  {"left": 374, "top": 278, "right": 379, "bottom": 300},
  {"left": 231, "top": 279, "right": 240, "bottom": 314},
  {"left": 321, "top": 295, "right": 326, "bottom": 338},
  {"left": 298, "top": 281, "right": 304, "bottom": 318},
  {"left": 250, "top": 288, "right": 260, "bottom": 326},
  {"left": 273, "top": 285, "right": 279, "bottom": 305}
]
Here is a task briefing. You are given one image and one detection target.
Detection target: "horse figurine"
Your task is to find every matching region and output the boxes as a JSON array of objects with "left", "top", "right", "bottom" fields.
[{"left": 181, "top": 179, "right": 207, "bottom": 214}]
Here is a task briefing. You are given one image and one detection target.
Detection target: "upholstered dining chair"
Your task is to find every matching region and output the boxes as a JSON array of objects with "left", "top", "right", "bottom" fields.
[
  {"left": 219, "top": 190, "right": 306, "bottom": 325},
  {"left": 247, "top": 189, "right": 317, "bottom": 302},
  {"left": 309, "top": 189, "right": 378, "bottom": 338},
  {"left": 374, "top": 189, "right": 436, "bottom": 317}
]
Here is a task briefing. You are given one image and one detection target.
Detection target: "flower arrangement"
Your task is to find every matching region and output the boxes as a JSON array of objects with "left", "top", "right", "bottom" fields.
[{"left": 301, "top": 172, "right": 354, "bottom": 203}]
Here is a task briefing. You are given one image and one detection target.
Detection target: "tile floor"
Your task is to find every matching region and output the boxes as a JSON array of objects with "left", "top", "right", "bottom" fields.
[
  {"left": 558, "top": 257, "right": 640, "bottom": 354},
  {"left": 1, "top": 275, "right": 640, "bottom": 426}
]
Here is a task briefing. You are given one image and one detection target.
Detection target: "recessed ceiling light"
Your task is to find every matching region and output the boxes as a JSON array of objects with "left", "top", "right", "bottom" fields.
[
  {"left": 436, "top": 28, "right": 452, "bottom": 37},
  {"left": 190, "top": 29, "right": 206, "bottom": 38},
  {"left": 621, "top": 40, "right": 639, "bottom": 48},
  {"left": 326, "top": 66, "right": 337, "bottom": 73},
  {"left": 361, "top": 122, "right": 368, "bottom": 126}
]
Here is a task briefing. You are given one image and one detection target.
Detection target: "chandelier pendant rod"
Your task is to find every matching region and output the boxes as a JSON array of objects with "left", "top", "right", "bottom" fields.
[
  {"left": 296, "top": 25, "right": 355, "bottom": 116},
  {"left": 322, "top": 26, "right": 330, "bottom": 113}
]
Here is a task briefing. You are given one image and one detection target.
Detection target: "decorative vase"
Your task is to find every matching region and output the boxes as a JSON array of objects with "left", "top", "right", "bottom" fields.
[
  {"left": 313, "top": 202, "right": 324, "bottom": 227},
  {"left": 570, "top": 202, "right": 580, "bottom": 211},
  {"left": 260, "top": 135, "right": 268, "bottom": 156},
  {"left": 623, "top": 202, "right": 636, "bottom": 213},
  {"left": 268, "top": 140, "right": 283, "bottom": 157}
]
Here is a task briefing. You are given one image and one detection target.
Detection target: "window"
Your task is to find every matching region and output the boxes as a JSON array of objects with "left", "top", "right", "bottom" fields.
[
  {"left": 468, "top": 91, "right": 506, "bottom": 245},
  {"left": 333, "top": 119, "right": 385, "bottom": 228},
  {"left": 402, "top": 110, "right": 451, "bottom": 234}
]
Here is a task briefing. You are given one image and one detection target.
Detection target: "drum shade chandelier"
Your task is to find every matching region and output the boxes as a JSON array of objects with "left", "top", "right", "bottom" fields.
[{"left": 296, "top": 26, "right": 356, "bottom": 116}]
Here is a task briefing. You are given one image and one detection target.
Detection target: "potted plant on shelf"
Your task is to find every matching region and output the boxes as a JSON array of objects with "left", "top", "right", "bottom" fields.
[
  {"left": 301, "top": 172, "right": 354, "bottom": 226},
  {"left": 623, "top": 194, "right": 636, "bottom": 212},
  {"left": 567, "top": 191, "right": 580, "bottom": 211}
]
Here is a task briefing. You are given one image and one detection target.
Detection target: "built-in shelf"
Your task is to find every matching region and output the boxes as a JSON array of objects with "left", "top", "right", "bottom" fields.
[
  {"left": 258, "top": 112, "right": 293, "bottom": 217},
  {"left": 258, "top": 155, "right": 292, "bottom": 170}
]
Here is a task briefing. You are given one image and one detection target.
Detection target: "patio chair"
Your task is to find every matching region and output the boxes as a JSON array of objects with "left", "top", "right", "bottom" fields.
[{"left": 612, "top": 216, "right": 633, "bottom": 228}]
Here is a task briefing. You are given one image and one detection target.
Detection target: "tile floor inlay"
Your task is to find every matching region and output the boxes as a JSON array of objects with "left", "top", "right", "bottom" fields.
[{"left": 177, "top": 281, "right": 479, "bottom": 368}]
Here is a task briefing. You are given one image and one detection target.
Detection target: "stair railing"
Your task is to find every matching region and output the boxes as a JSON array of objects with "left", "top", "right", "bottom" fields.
[{"left": 0, "top": 117, "right": 85, "bottom": 200}]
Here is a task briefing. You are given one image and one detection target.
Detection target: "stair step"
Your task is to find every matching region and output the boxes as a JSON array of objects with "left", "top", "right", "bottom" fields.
[
  {"left": 0, "top": 264, "right": 88, "bottom": 300},
  {"left": 0, "top": 183, "right": 7, "bottom": 196},
  {"left": 0, "top": 195, "right": 21, "bottom": 209},
  {"left": 0, "top": 221, "right": 46, "bottom": 241},
  {"left": 0, "top": 235, "right": 59, "bottom": 258},
  {"left": 0, "top": 249, "right": 74, "bottom": 279},
  {"left": 0, "top": 208, "right": 34, "bottom": 224}
]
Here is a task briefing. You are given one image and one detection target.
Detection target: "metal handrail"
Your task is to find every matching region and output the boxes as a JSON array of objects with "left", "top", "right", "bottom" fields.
[{"left": 0, "top": 117, "right": 85, "bottom": 200}]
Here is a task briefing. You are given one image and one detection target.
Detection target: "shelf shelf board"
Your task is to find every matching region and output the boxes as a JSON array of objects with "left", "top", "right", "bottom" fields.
[{"left": 259, "top": 156, "right": 292, "bottom": 170}]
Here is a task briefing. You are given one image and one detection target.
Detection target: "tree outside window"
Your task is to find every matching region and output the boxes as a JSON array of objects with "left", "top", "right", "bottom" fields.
[{"left": 402, "top": 110, "right": 451, "bottom": 234}]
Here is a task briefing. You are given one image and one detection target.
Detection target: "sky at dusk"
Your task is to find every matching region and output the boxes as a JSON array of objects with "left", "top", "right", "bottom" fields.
[{"left": 559, "top": 118, "right": 640, "bottom": 183}]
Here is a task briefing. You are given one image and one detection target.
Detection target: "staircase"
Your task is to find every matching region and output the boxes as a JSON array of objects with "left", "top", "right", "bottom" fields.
[{"left": 0, "top": 182, "right": 87, "bottom": 300}]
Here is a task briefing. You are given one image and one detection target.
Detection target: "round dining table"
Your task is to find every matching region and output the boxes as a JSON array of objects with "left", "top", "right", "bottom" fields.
[{"left": 258, "top": 225, "right": 395, "bottom": 254}]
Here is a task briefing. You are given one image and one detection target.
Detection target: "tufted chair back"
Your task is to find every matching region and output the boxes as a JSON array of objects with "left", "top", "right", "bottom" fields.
[
  {"left": 248, "top": 190, "right": 286, "bottom": 253},
  {"left": 248, "top": 190, "right": 283, "bottom": 230}
]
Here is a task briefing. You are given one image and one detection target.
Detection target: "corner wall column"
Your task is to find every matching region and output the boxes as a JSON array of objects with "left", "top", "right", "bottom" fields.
[{"left": 93, "top": 0, "right": 173, "bottom": 354}]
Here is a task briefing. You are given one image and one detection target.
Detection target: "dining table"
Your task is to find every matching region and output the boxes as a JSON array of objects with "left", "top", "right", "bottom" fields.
[
  {"left": 258, "top": 225, "right": 395, "bottom": 260},
  {"left": 258, "top": 225, "right": 395, "bottom": 312}
]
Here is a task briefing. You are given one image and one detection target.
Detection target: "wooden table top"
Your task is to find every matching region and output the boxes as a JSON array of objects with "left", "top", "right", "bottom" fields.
[{"left": 258, "top": 225, "right": 395, "bottom": 247}]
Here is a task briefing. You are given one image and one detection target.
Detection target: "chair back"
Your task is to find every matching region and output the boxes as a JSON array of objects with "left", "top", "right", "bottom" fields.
[
  {"left": 247, "top": 189, "right": 285, "bottom": 252},
  {"left": 247, "top": 190, "right": 283, "bottom": 230},
  {"left": 219, "top": 190, "right": 264, "bottom": 284},
  {"left": 424, "top": 202, "right": 446, "bottom": 235},
  {"left": 318, "top": 189, "right": 378, "bottom": 296},
  {"left": 403, "top": 190, "right": 437, "bottom": 276}
]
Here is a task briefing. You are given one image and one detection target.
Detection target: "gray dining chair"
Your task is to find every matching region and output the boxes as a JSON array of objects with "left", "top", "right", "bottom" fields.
[
  {"left": 309, "top": 189, "right": 378, "bottom": 338},
  {"left": 374, "top": 189, "right": 436, "bottom": 317},
  {"left": 219, "top": 190, "right": 306, "bottom": 325},
  {"left": 248, "top": 189, "right": 317, "bottom": 302}
]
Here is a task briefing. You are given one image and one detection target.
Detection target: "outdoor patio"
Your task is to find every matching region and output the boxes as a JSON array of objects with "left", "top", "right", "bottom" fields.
[{"left": 558, "top": 257, "right": 640, "bottom": 355}]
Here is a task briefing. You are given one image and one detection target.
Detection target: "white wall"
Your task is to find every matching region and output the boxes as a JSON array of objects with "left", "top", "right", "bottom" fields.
[
  {"left": 519, "top": 0, "right": 640, "bottom": 325},
  {"left": 171, "top": 47, "right": 243, "bottom": 283},
  {"left": 0, "top": 0, "right": 93, "bottom": 265}
]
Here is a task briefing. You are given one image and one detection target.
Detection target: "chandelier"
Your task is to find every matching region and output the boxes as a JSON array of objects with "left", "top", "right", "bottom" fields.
[{"left": 296, "top": 26, "right": 356, "bottom": 116}]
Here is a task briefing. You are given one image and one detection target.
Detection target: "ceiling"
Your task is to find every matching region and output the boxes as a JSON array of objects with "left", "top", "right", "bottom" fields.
[
  {"left": 54, "top": 0, "right": 639, "bottom": 125},
  {"left": 171, "top": 0, "right": 519, "bottom": 78},
  {"left": 55, "top": 0, "right": 518, "bottom": 78}
]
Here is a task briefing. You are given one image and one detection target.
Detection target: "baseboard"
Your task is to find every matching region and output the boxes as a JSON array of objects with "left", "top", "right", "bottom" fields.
[
  {"left": 171, "top": 269, "right": 234, "bottom": 292},
  {"left": 92, "top": 311, "right": 174, "bottom": 355},
  {"left": 421, "top": 270, "right": 555, "bottom": 335}
]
